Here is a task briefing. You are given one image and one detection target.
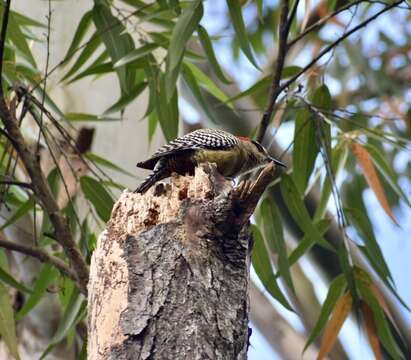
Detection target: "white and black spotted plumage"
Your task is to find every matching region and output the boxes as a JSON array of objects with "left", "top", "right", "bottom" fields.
[
  {"left": 135, "top": 128, "right": 285, "bottom": 193},
  {"left": 137, "top": 129, "right": 240, "bottom": 170}
]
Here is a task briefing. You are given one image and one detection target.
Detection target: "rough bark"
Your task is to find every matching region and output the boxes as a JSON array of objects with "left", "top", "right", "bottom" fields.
[{"left": 88, "top": 163, "right": 276, "bottom": 359}]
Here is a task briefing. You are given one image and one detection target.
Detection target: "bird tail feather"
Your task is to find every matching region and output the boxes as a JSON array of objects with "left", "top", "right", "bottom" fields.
[{"left": 134, "top": 168, "right": 167, "bottom": 194}]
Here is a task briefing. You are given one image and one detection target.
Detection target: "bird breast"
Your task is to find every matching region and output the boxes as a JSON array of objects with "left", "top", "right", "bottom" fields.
[{"left": 193, "top": 147, "right": 245, "bottom": 178}]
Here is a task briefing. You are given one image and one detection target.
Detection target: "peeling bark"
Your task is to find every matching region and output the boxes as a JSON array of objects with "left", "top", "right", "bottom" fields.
[{"left": 88, "top": 164, "right": 275, "bottom": 359}]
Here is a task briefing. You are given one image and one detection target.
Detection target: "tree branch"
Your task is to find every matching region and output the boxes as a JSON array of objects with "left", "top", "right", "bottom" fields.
[
  {"left": 0, "top": 102, "right": 89, "bottom": 295},
  {"left": 288, "top": 0, "right": 372, "bottom": 49},
  {"left": 0, "top": 234, "right": 80, "bottom": 285},
  {"left": 256, "top": 0, "right": 404, "bottom": 142},
  {"left": 0, "top": 0, "right": 89, "bottom": 296},
  {"left": 281, "top": 0, "right": 404, "bottom": 92},
  {"left": 257, "top": 0, "right": 296, "bottom": 143},
  {"left": 0, "top": 179, "right": 32, "bottom": 189},
  {"left": 0, "top": 0, "right": 10, "bottom": 93},
  {"left": 0, "top": 127, "right": 18, "bottom": 148}
]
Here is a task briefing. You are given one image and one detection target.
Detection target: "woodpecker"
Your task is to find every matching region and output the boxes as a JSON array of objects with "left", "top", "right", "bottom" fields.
[{"left": 135, "top": 128, "right": 286, "bottom": 193}]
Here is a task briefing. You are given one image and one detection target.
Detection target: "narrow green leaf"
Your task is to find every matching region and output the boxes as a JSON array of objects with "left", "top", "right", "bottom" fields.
[
  {"left": 251, "top": 225, "right": 294, "bottom": 311},
  {"left": 0, "top": 197, "right": 35, "bottom": 231},
  {"left": 93, "top": 2, "right": 136, "bottom": 94},
  {"left": 143, "top": 58, "right": 158, "bottom": 119},
  {"left": 256, "top": 0, "right": 263, "bottom": 20},
  {"left": 85, "top": 152, "right": 135, "bottom": 177},
  {"left": 197, "top": 25, "right": 231, "bottom": 84},
  {"left": 67, "top": 51, "right": 112, "bottom": 84},
  {"left": 80, "top": 176, "right": 114, "bottom": 222},
  {"left": 314, "top": 143, "right": 348, "bottom": 221},
  {"left": 311, "top": 84, "right": 332, "bottom": 110},
  {"left": 357, "top": 281, "right": 403, "bottom": 360},
  {"left": 280, "top": 174, "right": 333, "bottom": 251},
  {"left": 225, "top": 75, "right": 271, "bottom": 104},
  {"left": 133, "top": 5, "right": 172, "bottom": 24},
  {"left": 184, "top": 61, "right": 231, "bottom": 106},
  {"left": 32, "top": 86, "right": 64, "bottom": 118},
  {"left": 226, "top": 0, "right": 261, "bottom": 70},
  {"left": 104, "top": 82, "right": 147, "bottom": 114},
  {"left": 311, "top": 85, "right": 332, "bottom": 166},
  {"left": 184, "top": 48, "right": 207, "bottom": 62},
  {"left": 0, "top": 250, "right": 8, "bottom": 270},
  {"left": 0, "top": 266, "right": 32, "bottom": 294},
  {"left": 182, "top": 64, "right": 217, "bottom": 123},
  {"left": 345, "top": 208, "right": 392, "bottom": 282},
  {"left": 16, "top": 264, "right": 58, "bottom": 321},
  {"left": 148, "top": 111, "right": 158, "bottom": 145},
  {"left": 62, "top": 10, "right": 93, "bottom": 63},
  {"left": 165, "top": 0, "right": 203, "bottom": 100},
  {"left": 288, "top": 218, "right": 330, "bottom": 267},
  {"left": 260, "top": 198, "right": 294, "bottom": 292},
  {"left": 15, "top": 64, "right": 40, "bottom": 83},
  {"left": 61, "top": 33, "right": 102, "bottom": 82},
  {"left": 8, "top": 13, "right": 36, "bottom": 68},
  {"left": 68, "top": 61, "right": 113, "bottom": 84},
  {"left": 114, "top": 43, "right": 159, "bottom": 68},
  {"left": 40, "top": 289, "right": 85, "bottom": 359},
  {"left": 64, "top": 112, "right": 120, "bottom": 122},
  {"left": 304, "top": 274, "right": 347, "bottom": 351},
  {"left": 156, "top": 72, "right": 179, "bottom": 141},
  {"left": 358, "top": 245, "right": 410, "bottom": 312},
  {"left": 292, "top": 107, "right": 318, "bottom": 194},
  {"left": 11, "top": 10, "right": 45, "bottom": 28},
  {"left": 282, "top": 66, "right": 302, "bottom": 79},
  {"left": 0, "top": 283, "right": 20, "bottom": 360}
]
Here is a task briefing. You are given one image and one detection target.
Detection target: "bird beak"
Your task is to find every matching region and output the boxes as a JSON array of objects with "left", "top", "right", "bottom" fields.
[{"left": 269, "top": 157, "right": 287, "bottom": 168}]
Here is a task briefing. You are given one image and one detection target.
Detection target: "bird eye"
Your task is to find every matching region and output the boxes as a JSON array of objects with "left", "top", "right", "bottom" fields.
[{"left": 251, "top": 140, "right": 266, "bottom": 153}]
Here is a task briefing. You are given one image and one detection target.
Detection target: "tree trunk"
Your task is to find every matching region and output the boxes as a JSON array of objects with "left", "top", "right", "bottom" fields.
[{"left": 88, "top": 164, "right": 275, "bottom": 359}]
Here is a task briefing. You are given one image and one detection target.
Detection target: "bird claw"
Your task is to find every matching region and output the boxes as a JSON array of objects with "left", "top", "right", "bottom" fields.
[{"left": 236, "top": 179, "right": 253, "bottom": 201}]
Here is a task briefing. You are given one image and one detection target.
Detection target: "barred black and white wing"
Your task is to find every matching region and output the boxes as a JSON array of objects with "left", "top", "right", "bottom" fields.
[{"left": 137, "top": 129, "right": 240, "bottom": 170}]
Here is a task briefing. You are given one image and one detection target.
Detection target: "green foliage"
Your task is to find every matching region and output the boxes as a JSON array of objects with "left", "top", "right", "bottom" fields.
[
  {"left": 165, "top": 0, "right": 203, "bottom": 100},
  {"left": 251, "top": 225, "right": 293, "bottom": 311},
  {"left": 259, "top": 198, "right": 294, "bottom": 293},
  {"left": 0, "top": 283, "right": 20, "bottom": 360},
  {"left": 226, "top": 0, "right": 260, "bottom": 70},
  {"left": 0, "top": 1, "right": 410, "bottom": 358},
  {"left": 80, "top": 176, "right": 114, "bottom": 222},
  {"left": 16, "top": 264, "right": 59, "bottom": 321},
  {"left": 304, "top": 274, "right": 347, "bottom": 352}
]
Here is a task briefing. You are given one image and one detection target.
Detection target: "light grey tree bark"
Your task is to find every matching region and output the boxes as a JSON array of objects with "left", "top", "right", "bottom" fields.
[{"left": 88, "top": 164, "right": 276, "bottom": 359}]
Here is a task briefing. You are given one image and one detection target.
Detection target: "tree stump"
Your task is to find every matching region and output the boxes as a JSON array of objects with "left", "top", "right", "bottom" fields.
[{"left": 88, "top": 163, "right": 275, "bottom": 359}]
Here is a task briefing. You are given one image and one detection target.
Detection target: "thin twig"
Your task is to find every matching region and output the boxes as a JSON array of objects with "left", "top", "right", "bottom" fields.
[
  {"left": 28, "top": 106, "right": 83, "bottom": 230},
  {"left": 288, "top": 0, "right": 378, "bottom": 48},
  {"left": 17, "top": 85, "right": 118, "bottom": 188},
  {"left": 0, "top": 235, "right": 80, "bottom": 287},
  {"left": 36, "top": 0, "right": 52, "bottom": 154},
  {"left": 257, "top": 0, "right": 296, "bottom": 143},
  {"left": 0, "top": 0, "right": 10, "bottom": 93},
  {"left": 0, "top": 179, "right": 32, "bottom": 189},
  {"left": 0, "top": 0, "right": 89, "bottom": 294},
  {"left": 257, "top": 0, "right": 404, "bottom": 143},
  {"left": 0, "top": 103, "right": 89, "bottom": 294}
]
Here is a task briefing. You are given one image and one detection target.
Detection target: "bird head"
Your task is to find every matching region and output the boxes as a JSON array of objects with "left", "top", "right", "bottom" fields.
[{"left": 237, "top": 136, "right": 286, "bottom": 168}]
